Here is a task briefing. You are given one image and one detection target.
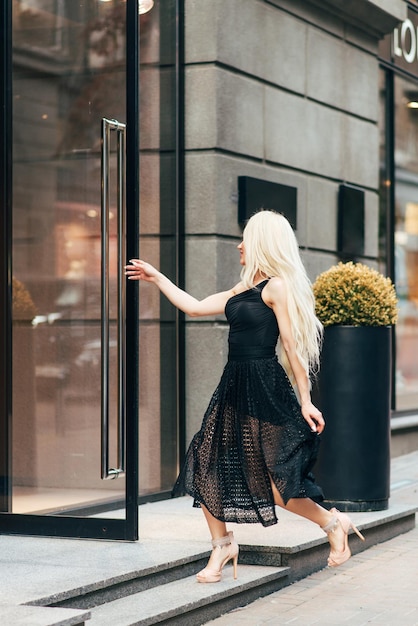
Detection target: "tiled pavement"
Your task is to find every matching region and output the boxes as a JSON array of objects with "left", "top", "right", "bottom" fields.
[
  {"left": 207, "top": 526, "right": 418, "bottom": 625},
  {"left": 206, "top": 452, "right": 418, "bottom": 626}
]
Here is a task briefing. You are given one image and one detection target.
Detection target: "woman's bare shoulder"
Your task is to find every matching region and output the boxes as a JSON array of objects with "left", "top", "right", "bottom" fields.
[
  {"left": 230, "top": 281, "right": 245, "bottom": 296},
  {"left": 264, "top": 276, "right": 287, "bottom": 304}
]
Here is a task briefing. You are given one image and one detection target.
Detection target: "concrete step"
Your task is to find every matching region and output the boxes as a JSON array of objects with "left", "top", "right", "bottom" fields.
[
  {"left": 239, "top": 505, "right": 417, "bottom": 583},
  {"left": 86, "top": 565, "right": 289, "bottom": 626},
  {"left": 0, "top": 604, "right": 90, "bottom": 626},
  {"left": 5, "top": 503, "right": 412, "bottom": 626},
  {"left": 50, "top": 552, "right": 214, "bottom": 610},
  {"left": 47, "top": 505, "right": 415, "bottom": 626}
]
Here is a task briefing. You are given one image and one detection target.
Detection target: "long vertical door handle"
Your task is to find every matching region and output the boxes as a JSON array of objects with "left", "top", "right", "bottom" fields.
[{"left": 101, "top": 117, "right": 127, "bottom": 480}]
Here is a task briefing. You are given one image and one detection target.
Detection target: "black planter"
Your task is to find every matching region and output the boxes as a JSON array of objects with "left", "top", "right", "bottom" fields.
[{"left": 312, "top": 325, "right": 392, "bottom": 512}]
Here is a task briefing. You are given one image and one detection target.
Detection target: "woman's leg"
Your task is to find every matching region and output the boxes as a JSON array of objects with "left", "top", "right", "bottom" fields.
[
  {"left": 197, "top": 505, "right": 239, "bottom": 582},
  {"left": 269, "top": 478, "right": 349, "bottom": 560},
  {"left": 201, "top": 504, "right": 228, "bottom": 540}
]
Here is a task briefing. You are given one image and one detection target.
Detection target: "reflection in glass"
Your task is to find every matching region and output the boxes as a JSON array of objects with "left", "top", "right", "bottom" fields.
[
  {"left": 385, "top": 73, "right": 418, "bottom": 410},
  {"left": 12, "top": 0, "right": 127, "bottom": 514},
  {"left": 11, "top": 0, "right": 180, "bottom": 515},
  {"left": 138, "top": 0, "right": 179, "bottom": 496}
]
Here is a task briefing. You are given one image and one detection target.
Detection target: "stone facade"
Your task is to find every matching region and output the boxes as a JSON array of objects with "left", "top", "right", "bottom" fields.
[{"left": 183, "top": 0, "right": 406, "bottom": 440}]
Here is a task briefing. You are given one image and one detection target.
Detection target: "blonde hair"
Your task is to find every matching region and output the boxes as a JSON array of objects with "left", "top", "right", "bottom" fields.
[{"left": 241, "top": 210, "right": 322, "bottom": 380}]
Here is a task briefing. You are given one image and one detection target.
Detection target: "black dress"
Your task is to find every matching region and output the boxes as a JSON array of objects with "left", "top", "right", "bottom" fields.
[{"left": 172, "top": 280, "right": 323, "bottom": 527}]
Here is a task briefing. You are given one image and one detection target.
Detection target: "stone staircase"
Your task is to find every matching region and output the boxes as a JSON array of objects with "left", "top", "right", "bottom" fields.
[
  {"left": 2, "top": 504, "right": 414, "bottom": 626},
  {"left": 84, "top": 564, "right": 289, "bottom": 626},
  {"left": 48, "top": 550, "right": 290, "bottom": 626}
]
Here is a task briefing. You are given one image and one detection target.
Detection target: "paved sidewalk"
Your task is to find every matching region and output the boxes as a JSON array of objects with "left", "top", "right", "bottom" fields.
[
  {"left": 206, "top": 451, "right": 418, "bottom": 626},
  {"left": 207, "top": 524, "right": 418, "bottom": 625}
]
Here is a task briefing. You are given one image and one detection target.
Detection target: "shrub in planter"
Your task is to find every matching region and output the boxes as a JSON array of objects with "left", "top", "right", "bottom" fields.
[
  {"left": 312, "top": 262, "right": 398, "bottom": 512},
  {"left": 313, "top": 261, "right": 398, "bottom": 327},
  {"left": 12, "top": 277, "right": 37, "bottom": 489},
  {"left": 12, "top": 277, "right": 37, "bottom": 321}
]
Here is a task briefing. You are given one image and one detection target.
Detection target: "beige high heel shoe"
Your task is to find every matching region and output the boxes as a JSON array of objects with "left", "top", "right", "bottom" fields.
[
  {"left": 322, "top": 507, "right": 365, "bottom": 567},
  {"left": 196, "top": 531, "right": 239, "bottom": 583}
]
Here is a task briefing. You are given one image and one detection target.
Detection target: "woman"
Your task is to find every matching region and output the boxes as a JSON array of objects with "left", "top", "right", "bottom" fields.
[{"left": 125, "top": 210, "right": 364, "bottom": 583}]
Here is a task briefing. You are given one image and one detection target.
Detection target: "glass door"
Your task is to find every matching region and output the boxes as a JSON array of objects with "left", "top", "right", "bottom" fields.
[{"left": 0, "top": 0, "right": 140, "bottom": 539}]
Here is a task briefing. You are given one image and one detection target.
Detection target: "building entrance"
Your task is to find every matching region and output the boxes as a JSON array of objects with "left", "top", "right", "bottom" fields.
[{"left": 0, "top": 0, "right": 142, "bottom": 540}]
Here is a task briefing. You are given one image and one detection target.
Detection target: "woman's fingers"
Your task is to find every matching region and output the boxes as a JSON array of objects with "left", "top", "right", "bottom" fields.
[
  {"left": 301, "top": 404, "right": 325, "bottom": 434},
  {"left": 124, "top": 259, "right": 158, "bottom": 281},
  {"left": 124, "top": 259, "right": 141, "bottom": 279}
]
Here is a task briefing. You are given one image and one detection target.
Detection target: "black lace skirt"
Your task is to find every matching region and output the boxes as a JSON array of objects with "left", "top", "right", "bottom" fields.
[{"left": 172, "top": 354, "right": 324, "bottom": 527}]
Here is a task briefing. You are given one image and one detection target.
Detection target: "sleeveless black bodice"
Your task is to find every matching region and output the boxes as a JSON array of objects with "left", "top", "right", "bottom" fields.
[
  {"left": 172, "top": 279, "right": 323, "bottom": 526},
  {"left": 226, "top": 280, "right": 278, "bottom": 360}
]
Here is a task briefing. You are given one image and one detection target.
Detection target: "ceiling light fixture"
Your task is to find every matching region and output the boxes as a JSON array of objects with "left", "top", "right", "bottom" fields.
[
  {"left": 99, "top": 0, "right": 154, "bottom": 14},
  {"left": 138, "top": 0, "right": 154, "bottom": 14}
]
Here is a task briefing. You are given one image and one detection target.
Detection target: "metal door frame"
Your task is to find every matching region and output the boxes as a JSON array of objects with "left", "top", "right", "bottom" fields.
[{"left": 0, "top": 0, "right": 139, "bottom": 541}]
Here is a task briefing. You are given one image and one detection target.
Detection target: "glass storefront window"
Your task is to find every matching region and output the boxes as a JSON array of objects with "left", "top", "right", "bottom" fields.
[
  {"left": 390, "top": 74, "right": 418, "bottom": 410},
  {"left": 138, "top": 0, "right": 179, "bottom": 496},
  {"left": 12, "top": 0, "right": 128, "bottom": 514},
  {"left": 10, "top": 0, "right": 180, "bottom": 517}
]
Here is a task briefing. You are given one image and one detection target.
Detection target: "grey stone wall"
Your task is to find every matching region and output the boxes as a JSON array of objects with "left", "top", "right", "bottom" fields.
[{"left": 183, "top": 0, "right": 405, "bottom": 441}]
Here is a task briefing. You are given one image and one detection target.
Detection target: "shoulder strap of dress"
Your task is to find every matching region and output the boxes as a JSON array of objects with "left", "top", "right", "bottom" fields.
[{"left": 257, "top": 278, "right": 270, "bottom": 292}]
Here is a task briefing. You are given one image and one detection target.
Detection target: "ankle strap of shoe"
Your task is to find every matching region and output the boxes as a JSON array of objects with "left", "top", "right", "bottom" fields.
[
  {"left": 211, "top": 534, "right": 232, "bottom": 548},
  {"left": 321, "top": 516, "right": 339, "bottom": 534}
]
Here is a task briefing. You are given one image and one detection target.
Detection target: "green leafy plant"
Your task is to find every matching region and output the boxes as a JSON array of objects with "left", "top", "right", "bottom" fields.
[
  {"left": 12, "top": 277, "right": 37, "bottom": 321},
  {"left": 313, "top": 262, "right": 398, "bottom": 327}
]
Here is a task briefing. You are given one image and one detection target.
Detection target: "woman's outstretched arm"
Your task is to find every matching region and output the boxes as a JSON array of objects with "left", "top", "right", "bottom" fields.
[{"left": 125, "top": 259, "right": 239, "bottom": 317}]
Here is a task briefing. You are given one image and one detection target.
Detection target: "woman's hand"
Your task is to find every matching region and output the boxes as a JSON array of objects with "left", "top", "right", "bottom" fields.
[
  {"left": 124, "top": 259, "right": 160, "bottom": 282},
  {"left": 301, "top": 401, "right": 325, "bottom": 434}
]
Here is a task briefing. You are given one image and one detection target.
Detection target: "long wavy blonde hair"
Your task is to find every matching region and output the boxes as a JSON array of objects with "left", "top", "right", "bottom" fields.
[{"left": 240, "top": 210, "right": 323, "bottom": 380}]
